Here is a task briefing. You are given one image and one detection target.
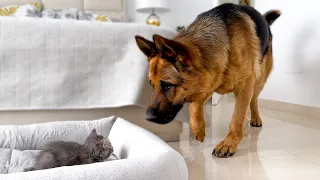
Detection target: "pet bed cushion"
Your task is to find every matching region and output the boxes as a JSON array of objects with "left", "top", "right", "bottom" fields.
[
  {"left": 0, "top": 116, "right": 117, "bottom": 174},
  {"left": 0, "top": 117, "right": 188, "bottom": 180},
  {"left": 0, "top": 148, "right": 119, "bottom": 174},
  {"left": 0, "top": 148, "right": 40, "bottom": 174},
  {"left": 0, "top": 116, "right": 117, "bottom": 150}
]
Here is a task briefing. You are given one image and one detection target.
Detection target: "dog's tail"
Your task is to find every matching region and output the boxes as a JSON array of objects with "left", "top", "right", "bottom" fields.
[{"left": 264, "top": 10, "right": 281, "bottom": 26}]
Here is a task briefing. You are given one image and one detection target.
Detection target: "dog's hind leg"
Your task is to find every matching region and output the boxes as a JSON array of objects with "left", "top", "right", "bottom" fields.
[
  {"left": 250, "top": 80, "right": 265, "bottom": 127},
  {"left": 212, "top": 77, "right": 255, "bottom": 157},
  {"left": 250, "top": 44, "right": 274, "bottom": 127}
]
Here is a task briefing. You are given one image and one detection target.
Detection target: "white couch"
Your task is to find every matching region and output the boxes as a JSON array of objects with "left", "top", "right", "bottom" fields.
[{"left": 0, "top": 117, "right": 188, "bottom": 180}]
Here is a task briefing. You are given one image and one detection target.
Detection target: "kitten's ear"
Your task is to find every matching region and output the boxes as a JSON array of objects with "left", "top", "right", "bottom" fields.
[
  {"left": 91, "top": 128, "right": 97, "bottom": 136},
  {"left": 86, "top": 128, "right": 97, "bottom": 140}
]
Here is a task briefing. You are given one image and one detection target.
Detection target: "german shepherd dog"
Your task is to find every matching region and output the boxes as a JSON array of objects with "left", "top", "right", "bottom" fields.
[{"left": 135, "top": 3, "right": 281, "bottom": 158}]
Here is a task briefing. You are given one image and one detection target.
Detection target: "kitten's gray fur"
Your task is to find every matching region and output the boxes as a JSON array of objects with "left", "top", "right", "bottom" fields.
[{"left": 24, "top": 129, "right": 113, "bottom": 171}]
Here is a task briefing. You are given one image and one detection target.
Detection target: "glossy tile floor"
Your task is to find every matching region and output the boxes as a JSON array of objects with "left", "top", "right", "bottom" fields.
[{"left": 168, "top": 97, "right": 320, "bottom": 180}]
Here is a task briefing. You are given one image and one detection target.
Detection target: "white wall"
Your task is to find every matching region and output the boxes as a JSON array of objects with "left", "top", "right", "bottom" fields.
[
  {"left": 125, "top": 0, "right": 214, "bottom": 29},
  {"left": 255, "top": 0, "right": 320, "bottom": 107}
]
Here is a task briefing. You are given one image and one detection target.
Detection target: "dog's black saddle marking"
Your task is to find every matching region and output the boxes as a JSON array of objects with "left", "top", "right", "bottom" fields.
[{"left": 198, "top": 3, "right": 271, "bottom": 59}]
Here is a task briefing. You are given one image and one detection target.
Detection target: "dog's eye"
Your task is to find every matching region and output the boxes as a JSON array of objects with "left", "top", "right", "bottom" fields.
[{"left": 161, "top": 81, "right": 174, "bottom": 92}]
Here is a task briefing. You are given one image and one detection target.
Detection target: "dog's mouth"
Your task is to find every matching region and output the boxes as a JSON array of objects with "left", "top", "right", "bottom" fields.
[{"left": 146, "top": 103, "right": 183, "bottom": 124}]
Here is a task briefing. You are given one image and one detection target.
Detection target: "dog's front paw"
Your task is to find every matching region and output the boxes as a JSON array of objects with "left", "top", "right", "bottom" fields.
[
  {"left": 190, "top": 124, "right": 206, "bottom": 142},
  {"left": 195, "top": 129, "right": 206, "bottom": 142},
  {"left": 212, "top": 138, "right": 238, "bottom": 158},
  {"left": 250, "top": 117, "right": 262, "bottom": 127}
]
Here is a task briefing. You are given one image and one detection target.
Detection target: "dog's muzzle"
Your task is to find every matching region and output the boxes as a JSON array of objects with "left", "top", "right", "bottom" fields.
[{"left": 146, "top": 104, "right": 183, "bottom": 124}]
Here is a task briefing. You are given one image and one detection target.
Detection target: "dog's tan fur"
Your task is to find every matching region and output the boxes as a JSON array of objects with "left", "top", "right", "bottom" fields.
[{"left": 136, "top": 4, "right": 280, "bottom": 157}]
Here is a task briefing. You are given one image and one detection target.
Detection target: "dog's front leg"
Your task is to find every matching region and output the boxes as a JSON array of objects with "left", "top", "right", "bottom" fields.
[
  {"left": 212, "top": 77, "right": 254, "bottom": 157},
  {"left": 189, "top": 102, "right": 206, "bottom": 142}
]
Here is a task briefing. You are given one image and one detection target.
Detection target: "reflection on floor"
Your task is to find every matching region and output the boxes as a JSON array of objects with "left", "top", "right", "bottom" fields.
[{"left": 168, "top": 98, "right": 320, "bottom": 180}]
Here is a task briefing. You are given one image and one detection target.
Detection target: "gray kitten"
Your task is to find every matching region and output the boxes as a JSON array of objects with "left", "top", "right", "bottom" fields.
[{"left": 24, "top": 129, "right": 113, "bottom": 171}]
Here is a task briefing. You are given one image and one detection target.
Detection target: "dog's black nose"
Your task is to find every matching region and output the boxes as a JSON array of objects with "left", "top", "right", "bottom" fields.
[{"left": 146, "top": 109, "right": 157, "bottom": 121}]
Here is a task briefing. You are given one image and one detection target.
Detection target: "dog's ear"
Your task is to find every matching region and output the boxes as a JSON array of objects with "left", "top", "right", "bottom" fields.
[
  {"left": 153, "top": 34, "right": 190, "bottom": 66},
  {"left": 135, "top": 35, "right": 158, "bottom": 59}
]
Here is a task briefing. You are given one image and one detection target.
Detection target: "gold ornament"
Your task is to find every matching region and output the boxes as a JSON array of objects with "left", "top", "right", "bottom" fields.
[{"left": 146, "top": 13, "right": 160, "bottom": 26}]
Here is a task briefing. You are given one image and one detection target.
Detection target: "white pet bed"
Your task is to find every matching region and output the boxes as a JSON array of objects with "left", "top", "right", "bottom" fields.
[{"left": 0, "top": 117, "right": 188, "bottom": 180}]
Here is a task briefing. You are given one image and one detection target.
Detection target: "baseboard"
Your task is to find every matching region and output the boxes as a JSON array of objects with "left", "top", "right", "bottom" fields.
[
  {"left": 259, "top": 99, "right": 320, "bottom": 119},
  {"left": 215, "top": 95, "right": 320, "bottom": 119}
]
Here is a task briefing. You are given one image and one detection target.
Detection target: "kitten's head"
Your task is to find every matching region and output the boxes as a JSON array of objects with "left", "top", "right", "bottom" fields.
[
  {"left": 85, "top": 128, "right": 105, "bottom": 143},
  {"left": 84, "top": 129, "right": 114, "bottom": 162}
]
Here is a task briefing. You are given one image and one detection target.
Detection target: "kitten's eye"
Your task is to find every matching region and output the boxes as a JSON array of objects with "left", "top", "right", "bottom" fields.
[{"left": 161, "top": 81, "right": 174, "bottom": 92}]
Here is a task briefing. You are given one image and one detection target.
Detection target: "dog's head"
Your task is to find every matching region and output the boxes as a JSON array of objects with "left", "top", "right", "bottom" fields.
[{"left": 135, "top": 34, "right": 198, "bottom": 124}]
